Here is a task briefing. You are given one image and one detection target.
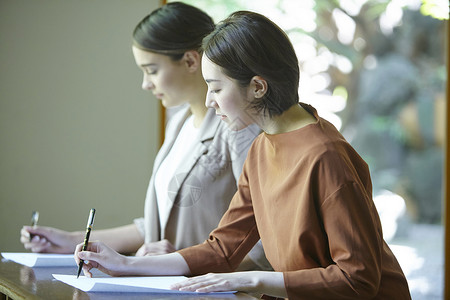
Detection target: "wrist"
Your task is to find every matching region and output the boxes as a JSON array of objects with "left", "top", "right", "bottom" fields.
[
  {"left": 69, "top": 231, "right": 85, "bottom": 248},
  {"left": 250, "top": 271, "right": 265, "bottom": 292},
  {"left": 248, "top": 271, "right": 287, "bottom": 298},
  {"left": 122, "top": 255, "right": 148, "bottom": 276}
]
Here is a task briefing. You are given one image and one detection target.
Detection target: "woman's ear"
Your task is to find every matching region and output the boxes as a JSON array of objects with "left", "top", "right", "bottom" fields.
[
  {"left": 183, "top": 50, "right": 201, "bottom": 72},
  {"left": 251, "top": 76, "right": 268, "bottom": 98}
]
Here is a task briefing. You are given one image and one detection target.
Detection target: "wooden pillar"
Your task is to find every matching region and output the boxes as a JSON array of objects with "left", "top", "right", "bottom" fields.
[{"left": 445, "top": 18, "right": 449, "bottom": 300}]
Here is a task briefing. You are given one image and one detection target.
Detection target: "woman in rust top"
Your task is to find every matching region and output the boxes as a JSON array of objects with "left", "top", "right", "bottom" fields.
[{"left": 75, "top": 11, "right": 411, "bottom": 299}]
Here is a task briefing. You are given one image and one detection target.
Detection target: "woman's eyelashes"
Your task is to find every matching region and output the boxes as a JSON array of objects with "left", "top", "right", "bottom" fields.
[{"left": 144, "top": 67, "right": 157, "bottom": 75}]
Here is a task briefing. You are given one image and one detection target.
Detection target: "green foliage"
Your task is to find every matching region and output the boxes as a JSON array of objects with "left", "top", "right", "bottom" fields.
[{"left": 420, "top": 0, "right": 449, "bottom": 20}]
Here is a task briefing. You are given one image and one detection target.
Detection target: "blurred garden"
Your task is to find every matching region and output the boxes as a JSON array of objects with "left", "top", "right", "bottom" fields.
[
  {"left": 169, "top": 0, "right": 448, "bottom": 298},
  {"left": 173, "top": 0, "right": 447, "bottom": 223}
]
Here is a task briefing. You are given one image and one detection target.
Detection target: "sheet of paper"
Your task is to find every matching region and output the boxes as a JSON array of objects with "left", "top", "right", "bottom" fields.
[
  {"left": 1, "top": 252, "right": 76, "bottom": 267},
  {"left": 53, "top": 274, "right": 236, "bottom": 294}
]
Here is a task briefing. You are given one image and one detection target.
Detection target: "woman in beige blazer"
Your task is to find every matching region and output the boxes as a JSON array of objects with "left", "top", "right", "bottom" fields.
[{"left": 21, "top": 2, "right": 269, "bottom": 270}]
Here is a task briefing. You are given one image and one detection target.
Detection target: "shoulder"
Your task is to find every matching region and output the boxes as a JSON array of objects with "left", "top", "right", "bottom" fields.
[{"left": 307, "top": 134, "right": 371, "bottom": 204}]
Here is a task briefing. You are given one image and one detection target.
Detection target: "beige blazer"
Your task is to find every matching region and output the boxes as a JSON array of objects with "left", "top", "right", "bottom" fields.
[{"left": 135, "top": 106, "right": 271, "bottom": 269}]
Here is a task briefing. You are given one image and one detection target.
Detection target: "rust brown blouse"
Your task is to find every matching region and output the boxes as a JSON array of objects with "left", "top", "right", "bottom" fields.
[{"left": 178, "top": 103, "right": 411, "bottom": 299}]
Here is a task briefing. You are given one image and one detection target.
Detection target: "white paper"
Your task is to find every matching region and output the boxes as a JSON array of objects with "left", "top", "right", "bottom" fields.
[
  {"left": 53, "top": 274, "right": 236, "bottom": 295},
  {"left": 1, "top": 252, "right": 76, "bottom": 267}
]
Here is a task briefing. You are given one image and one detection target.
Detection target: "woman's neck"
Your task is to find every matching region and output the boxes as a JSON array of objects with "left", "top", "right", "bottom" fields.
[
  {"left": 187, "top": 79, "right": 208, "bottom": 128},
  {"left": 261, "top": 103, "right": 317, "bottom": 135},
  {"left": 189, "top": 101, "right": 208, "bottom": 128}
]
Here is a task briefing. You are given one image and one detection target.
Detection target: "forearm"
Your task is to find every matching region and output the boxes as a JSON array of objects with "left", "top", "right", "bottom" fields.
[
  {"left": 122, "top": 252, "right": 191, "bottom": 276},
  {"left": 88, "top": 224, "right": 144, "bottom": 254}
]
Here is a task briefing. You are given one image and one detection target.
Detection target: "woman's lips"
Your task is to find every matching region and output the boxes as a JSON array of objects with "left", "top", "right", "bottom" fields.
[{"left": 216, "top": 113, "right": 227, "bottom": 120}]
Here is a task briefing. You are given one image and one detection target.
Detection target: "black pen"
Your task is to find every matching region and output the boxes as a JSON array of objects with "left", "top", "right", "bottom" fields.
[
  {"left": 29, "top": 211, "right": 39, "bottom": 241},
  {"left": 77, "top": 208, "right": 96, "bottom": 278}
]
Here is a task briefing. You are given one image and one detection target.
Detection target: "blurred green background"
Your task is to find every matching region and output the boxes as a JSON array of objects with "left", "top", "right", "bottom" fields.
[{"left": 173, "top": 0, "right": 447, "bottom": 224}]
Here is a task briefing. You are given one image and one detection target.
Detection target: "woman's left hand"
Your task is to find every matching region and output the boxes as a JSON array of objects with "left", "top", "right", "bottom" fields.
[
  {"left": 170, "top": 272, "right": 255, "bottom": 293},
  {"left": 170, "top": 271, "right": 288, "bottom": 298}
]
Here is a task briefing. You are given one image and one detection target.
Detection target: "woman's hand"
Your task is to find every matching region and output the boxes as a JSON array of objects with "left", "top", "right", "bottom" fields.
[
  {"left": 74, "top": 241, "right": 128, "bottom": 277},
  {"left": 20, "top": 226, "right": 79, "bottom": 254},
  {"left": 170, "top": 271, "right": 287, "bottom": 298},
  {"left": 135, "top": 239, "right": 176, "bottom": 256},
  {"left": 171, "top": 272, "right": 255, "bottom": 293},
  {"left": 75, "top": 241, "right": 191, "bottom": 278}
]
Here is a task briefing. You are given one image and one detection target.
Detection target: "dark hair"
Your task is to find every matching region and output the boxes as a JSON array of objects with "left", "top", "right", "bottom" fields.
[
  {"left": 202, "top": 11, "right": 299, "bottom": 117},
  {"left": 133, "top": 2, "right": 214, "bottom": 61}
]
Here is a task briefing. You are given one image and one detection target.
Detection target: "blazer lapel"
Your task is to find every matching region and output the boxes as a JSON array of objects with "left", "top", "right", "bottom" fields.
[
  {"left": 160, "top": 108, "right": 221, "bottom": 235},
  {"left": 146, "top": 107, "right": 191, "bottom": 242},
  {"left": 153, "top": 107, "right": 191, "bottom": 175}
]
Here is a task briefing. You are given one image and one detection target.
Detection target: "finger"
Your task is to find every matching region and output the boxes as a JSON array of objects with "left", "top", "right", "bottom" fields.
[
  {"left": 74, "top": 243, "right": 84, "bottom": 264},
  {"left": 24, "top": 226, "right": 40, "bottom": 236},
  {"left": 38, "top": 236, "right": 48, "bottom": 244},
  {"left": 29, "top": 235, "right": 47, "bottom": 246},
  {"left": 29, "top": 236, "right": 50, "bottom": 252},
  {"left": 190, "top": 279, "right": 230, "bottom": 293},
  {"left": 21, "top": 227, "right": 31, "bottom": 238},
  {"left": 31, "top": 246, "right": 43, "bottom": 253},
  {"left": 178, "top": 281, "right": 210, "bottom": 292},
  {"left": 135, "top": 247, "right": 145, "bottom": 257},
  {"left": 29, "top": 237, "right": 44, "bottom": 252},
  {"left": 177, "top": 274, "right": 230, "bottom": 293},
  {"left": 83, "top": 270, "right": 92, "bottom": 278},
  {"left": 35, "top": 241, "right": 52, "bottom": 254},
  {"left": 20, "top": 235, "right": 31, "bottom": 244},
  {"left": 75, "top": 242, "right": 84, "bottom": 252},
  {"left": 85, "top": 241, "right": 100, "bottom": 252},
  {"left": 21, "top": 238, "right": 38, "bottom": 248},
  {"left": 195, "top": 284, "right": 223, "bottom": 293},
  {"left": 30, "top": 241, "right": 49, "bottom": 253},
  {"left": 75, "top": 241, "right": 100, "bottom": 262},
  {"left": 82, "top": 264, "right": 93, "bottom": 278},
  {"left": 74, "top": 241, "right": 89, "bottom": 257},
  {"left": 171, "top": 277, "right": 206, "bottom": 291},
  {"left": 78, "top": 249, "right": 99, "bottom": 264}
]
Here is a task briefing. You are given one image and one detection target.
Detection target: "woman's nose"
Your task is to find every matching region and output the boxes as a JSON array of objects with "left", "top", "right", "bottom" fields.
[
  {"left": 142, "top": 75, "right": 155, "bottom": 90},
  {"left": 205, "top": 94, "right": 217, "bottom": 109}
]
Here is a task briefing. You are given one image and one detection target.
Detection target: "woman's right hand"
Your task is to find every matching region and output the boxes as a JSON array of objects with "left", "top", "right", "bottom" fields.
[
  {"left": 76, "top": 241, "right": 191, "bottom": 278},
  {"left": 20, "top": 226, "right": 79, "bottom": 254},
  {"left": 75, "top": 241, "right": 128, "bottom": 277}
]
